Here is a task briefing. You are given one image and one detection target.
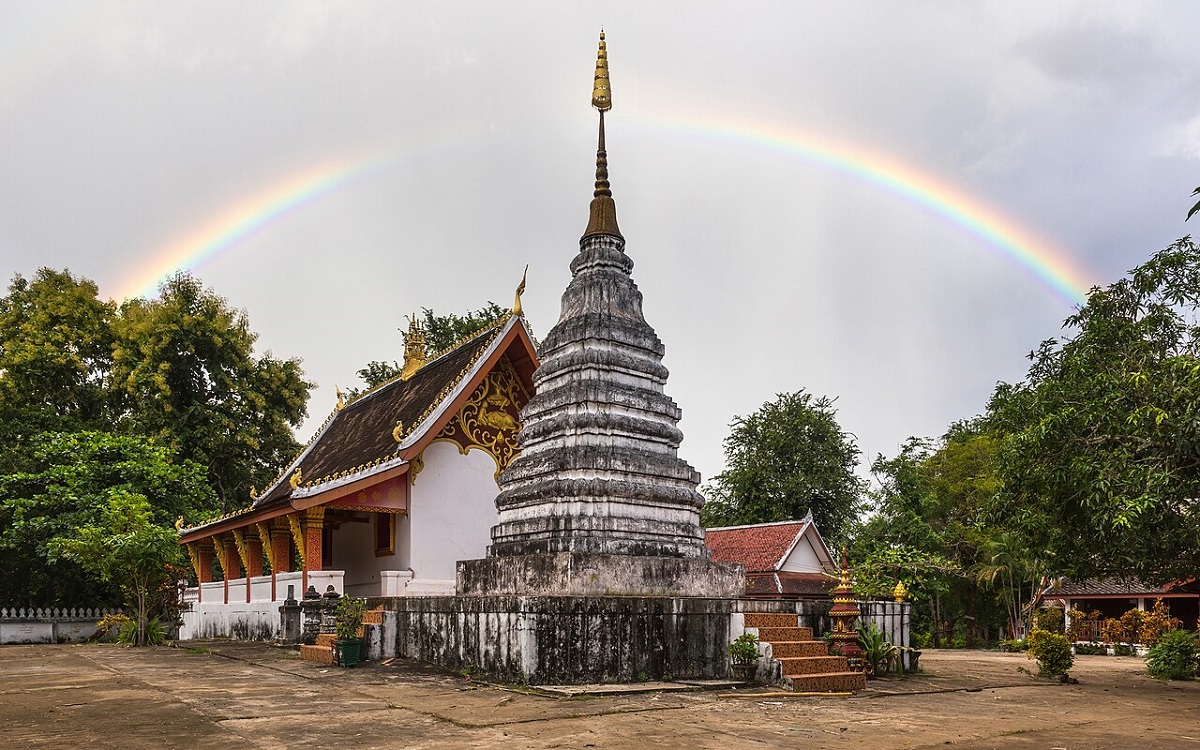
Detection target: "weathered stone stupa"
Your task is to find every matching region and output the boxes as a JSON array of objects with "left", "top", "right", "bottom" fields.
[{"left": 458, "top": 33, "right": 742, "bottom": 598}]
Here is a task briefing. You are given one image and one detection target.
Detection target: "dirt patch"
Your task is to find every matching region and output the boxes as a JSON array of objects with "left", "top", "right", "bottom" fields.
[{"left": 0, "top": 643, "right": 1195, "bottom": 749}]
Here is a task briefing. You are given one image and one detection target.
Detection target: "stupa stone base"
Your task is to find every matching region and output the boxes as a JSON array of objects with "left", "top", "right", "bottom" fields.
[
  {"left": 369, "top": 594, "right": 737, "bottom": 684},
  {"left": 457, "top": 553, "right": 745, "bottom": 598}
]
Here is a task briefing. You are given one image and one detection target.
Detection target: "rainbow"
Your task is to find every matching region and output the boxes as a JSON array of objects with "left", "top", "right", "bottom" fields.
[
  {"left": 629, "top": 112, "right": 1095, "bottom": 305},
  {"left": 115, "top": 116, "right": 1095, "bottom": 306},
  {"left": 114, "top": 152, "right": 389, "bottom": 301}
]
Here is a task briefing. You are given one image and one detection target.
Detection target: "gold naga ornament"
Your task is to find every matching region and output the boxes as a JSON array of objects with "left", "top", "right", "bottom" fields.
[
  {"left": 513, "top": 265, "right": 528, "bottom": 317},
  {"left": 288, "top": 467, "right": 303, "bottom": 490}
]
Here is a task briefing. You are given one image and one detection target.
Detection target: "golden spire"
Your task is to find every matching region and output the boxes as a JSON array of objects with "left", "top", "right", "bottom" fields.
[
  {"left": 401, "top": 315, "right": 427, "bottom": 381},
  {"left": 583, "top": 30, "right": 622, "bottom": 241},
  {"left": 335, "top": 385, "right": 345, "bottom": 411},
  {"left": 513, "top": 265, "right": 528, "bottom": 317},
  {"left": 591, "top": 31, "right": 611, "bottom": 111}
]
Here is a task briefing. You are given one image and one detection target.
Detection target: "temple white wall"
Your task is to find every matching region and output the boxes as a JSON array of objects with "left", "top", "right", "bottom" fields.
[{"left": 406, "top": 440, "right": 499, "bottom": 593}]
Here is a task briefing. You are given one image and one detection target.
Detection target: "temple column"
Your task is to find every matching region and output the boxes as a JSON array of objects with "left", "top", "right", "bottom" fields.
[
  {"left": 188, "top": 541, "right": 214, "bottom": 604},
  {"left": 217, "top": 534, "right": 241, "bottom": 605},
  {"left": 301, "top": 507, "right": 325, "bottom": 592},
  {"left": 244, "top": 532, "right": 263, "bottom": 603}
]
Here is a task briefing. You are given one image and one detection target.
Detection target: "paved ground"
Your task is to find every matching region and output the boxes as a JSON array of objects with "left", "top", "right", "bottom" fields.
[{"left": 0, "top": 642, "right": 1196, "bottom": 749}]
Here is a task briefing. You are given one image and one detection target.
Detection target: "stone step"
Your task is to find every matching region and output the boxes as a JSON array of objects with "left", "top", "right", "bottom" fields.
[
  {"left": 779, "top": 655, "right": 851, "bottom": 676},
  {"left": 743, "top": 612, "right": 799, "bottom": 629},
  {"left": 299, "top": 644, "right": 335, "bottom": 665},
  {"left": 315, "top": 633, "right": 337, "bottom": 648},
  {"left": 754, "top": 626, "right": 814, "bottom": 643},
  {"left": 769, "top": 640, "right": 830, "bottom": 658},
  {"left": 789, "top": 671, "right": 867, "bottom": 693}
]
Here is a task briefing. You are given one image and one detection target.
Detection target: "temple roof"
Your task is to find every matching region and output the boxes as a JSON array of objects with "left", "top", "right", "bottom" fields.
[
  {"left": 1044, "top": 576, "right": 1200, "bottom": 597},
  {"left": 705, "top": 515, "right": 831, "bottom": 574},
  {"left": 181, "top": 313, "right": 537, "bottom": 538}
]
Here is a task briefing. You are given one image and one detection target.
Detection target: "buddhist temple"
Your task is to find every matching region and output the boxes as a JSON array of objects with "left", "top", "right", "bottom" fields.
[{"left": 178, "top": 308, "right": 538, "bottom": 637}]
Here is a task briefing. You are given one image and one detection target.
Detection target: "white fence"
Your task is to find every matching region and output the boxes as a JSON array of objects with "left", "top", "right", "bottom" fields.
[{"left": 0, "top": 606, "right": 119, "bottom": 644}]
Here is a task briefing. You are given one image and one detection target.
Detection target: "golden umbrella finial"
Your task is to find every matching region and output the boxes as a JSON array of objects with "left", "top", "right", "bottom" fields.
[
  {"left": 591, "top": 30, "right": 611, "bottom": 111},
  {"left": 582, "top": 30, "right": 622, "bottom": 241},
  {"left": 513, "top": 265, "right": 528, "bottom": 317}
]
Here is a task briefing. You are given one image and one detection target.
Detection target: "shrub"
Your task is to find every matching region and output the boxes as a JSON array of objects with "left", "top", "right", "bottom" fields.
[
  {"left": 858, "top": 622, "right": 898, "bottom": 677},
  {"left": 334, "top": 596, "right": 366, "bottom": 641},
  {"left": 1139, "top": 599, "right": 1182, "bottom": 647},
  {"left": 727, "top": 632, "right": 761, "bottom": 664},
  {"left": 1033, "top": 608, "right": 1065, "bottom": 634},
  {"left": 1000, "top": 638, "right": 1027, "bottom": 652},
  {"left": 1146, "top": 629, "right": 1198, "bottom": 681},
  {"left": 1026, "top": 629, "right": 1074, "bottom": 676}
]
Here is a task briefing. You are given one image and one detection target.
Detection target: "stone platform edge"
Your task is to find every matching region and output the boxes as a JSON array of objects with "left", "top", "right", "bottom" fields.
[{"left": 456, "top": 552, "right": 745, "bottom": 598}]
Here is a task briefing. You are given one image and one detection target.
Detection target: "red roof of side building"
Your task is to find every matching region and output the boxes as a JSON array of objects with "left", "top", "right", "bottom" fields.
[{"left": 705, "top": 519, "right": 809, "bottom": 573}]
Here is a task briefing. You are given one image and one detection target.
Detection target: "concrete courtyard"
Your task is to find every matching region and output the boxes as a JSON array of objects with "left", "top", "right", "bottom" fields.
[{"left": 0, "top": 642, "right": 1195, "bottom": 749}]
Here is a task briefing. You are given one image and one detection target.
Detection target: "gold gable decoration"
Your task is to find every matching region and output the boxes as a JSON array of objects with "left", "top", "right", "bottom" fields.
[
  {"left": 288, "top": 514, "right": 305, "bottom": 568},
  {"left": 185, "top": 543, "right": 202, "bottom": 581},
  {"left": 433, "top": 358, "right": 528, "bottom": 478},
  {"left": 231, "top": 529, "right": 249, "bottom": 573}
]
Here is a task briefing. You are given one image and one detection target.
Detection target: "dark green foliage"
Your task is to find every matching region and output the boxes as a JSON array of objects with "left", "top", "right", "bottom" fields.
[
  {"left": 1026, "top": 629, "right": 1074, "bottom": 675},
  {"left": 0, "top": 432, "right": 215, "bottom": 607},
  {"left": 334, "top": 596, "right": 367, "bottom": 641},
  {"left": 987, "top": 238, "right": 1200, "bottom": 583},
  {"left": 1145, "top": 629, "right": 1198, "bottom": 680},
  {"left": 113, "top": 273, "right": 311, "bottom": 509},
  {"left": 0, "top": 269, "right": 116, "bottom": 471},
  {"left": 51, "top": 492, "right": 184, "bottom": 646},
  {"left": 701, "top": 390, "right": 865, "bottom": 543}
]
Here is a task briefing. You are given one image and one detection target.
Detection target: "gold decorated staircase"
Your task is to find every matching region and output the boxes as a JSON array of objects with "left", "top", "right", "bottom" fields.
[{"left": 743, "top": 612, "right": 866, "bottom": 693}]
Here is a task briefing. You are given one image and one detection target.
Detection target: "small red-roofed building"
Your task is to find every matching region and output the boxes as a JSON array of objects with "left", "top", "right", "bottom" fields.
[{"left": 704, "top": 512, "right": 839, "bottom": 599}]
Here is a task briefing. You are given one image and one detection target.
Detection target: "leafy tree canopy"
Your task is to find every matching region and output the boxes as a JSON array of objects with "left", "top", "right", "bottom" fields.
[
  {"left": 0, "top": 269, "right": 116, "bottom": 470},
  {"left": 112, "top": 273, "right": 311, "bottom": 509},
  {"left": 986, "top": 237, "right": 1200, "bottom": 583},
  {"left": 0, "top": 431, "right": 215, "bottom": 607},
  {"left": 701, "top": 390, "right": 866, "bottom": 543},
  {"left": 51, "top": 491, "right": 183, "bottom": 646}
]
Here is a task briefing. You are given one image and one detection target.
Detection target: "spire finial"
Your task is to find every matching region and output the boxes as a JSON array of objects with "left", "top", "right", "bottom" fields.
[
  {"left": 513, "top": 265, "right": 528, "bottom": 317},
  {"left": 583, "top": 30, "right": 623, "bottom": 242},
  {"left": 401, "top": 314, "right": 427, "bottom": 381},
  {"left": 591, "top": 30, "right": 611, "bottom": 112}
]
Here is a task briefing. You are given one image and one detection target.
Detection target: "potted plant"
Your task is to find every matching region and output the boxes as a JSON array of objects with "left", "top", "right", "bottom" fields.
[
  {"left": 334, "top": 596, "right": 367, "bottom": 667},
  {"left": 727, "top": 632, "right": 761, "bottom": 682}
]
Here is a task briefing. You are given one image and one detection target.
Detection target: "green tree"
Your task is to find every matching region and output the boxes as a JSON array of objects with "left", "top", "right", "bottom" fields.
[
  {"left": 987, "top": 237, "right": 1200, "bottom": 583},
  {"left": 701, "top": 390, "right": 866, "bottom": 543},
  {"left": 111, "top": 273, "right": 311, "bottom": 509},
  {"left": 51, "top": 491, "right": 182, "bottom": 646},
  {"left": 0, "top": 431, "right": 215, "bottom": 607},
  {"left": 354, "top": 302, "right": 509, "bottom": 391},
  {"left": 0, "top": 269, "right": 116, "bottom": 471}
]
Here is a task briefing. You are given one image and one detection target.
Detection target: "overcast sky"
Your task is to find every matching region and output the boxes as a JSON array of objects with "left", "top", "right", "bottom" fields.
[{"left": 3, "top": 2, "right": 1198, "bottom": 488}]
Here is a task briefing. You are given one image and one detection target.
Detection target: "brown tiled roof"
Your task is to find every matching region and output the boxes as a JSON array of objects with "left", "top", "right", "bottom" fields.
[
  {"left": 1048, "top": 577, "right": 1200, "bottom": 597},
  {"left": 253, "top": 320, "right": 507, "bottom": 509},
  {"left": 705, "top": 521, "right": 807, "bottom": 573}
]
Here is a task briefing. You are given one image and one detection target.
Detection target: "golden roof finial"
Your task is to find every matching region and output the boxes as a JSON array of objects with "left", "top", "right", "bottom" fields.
[
  {"left": 392, "top": 420, "right": 405, "bottom": 443},
  {"left": 582, "top": 30, "right": 622, "bottom": 242},
  {"left": 513, "top": 265, "right": 528, "bottom": 317},
  {"left": 289, "top": 467, "right": 303, "bottom": 490},
  {"left": 335, "top": 385, "right": 345, "bottom": 411},
  {"left": 401, "top": 314, "right": 427, "bottom": 381},
  {"left": 591, "top": 30, "right": 611, "bottom": 112},
  {"left": 249, "top": 485, "right": 258, "bottom": 500},
  {"left": 893, "top": 579, "right": 909, "bottom": 603}
]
